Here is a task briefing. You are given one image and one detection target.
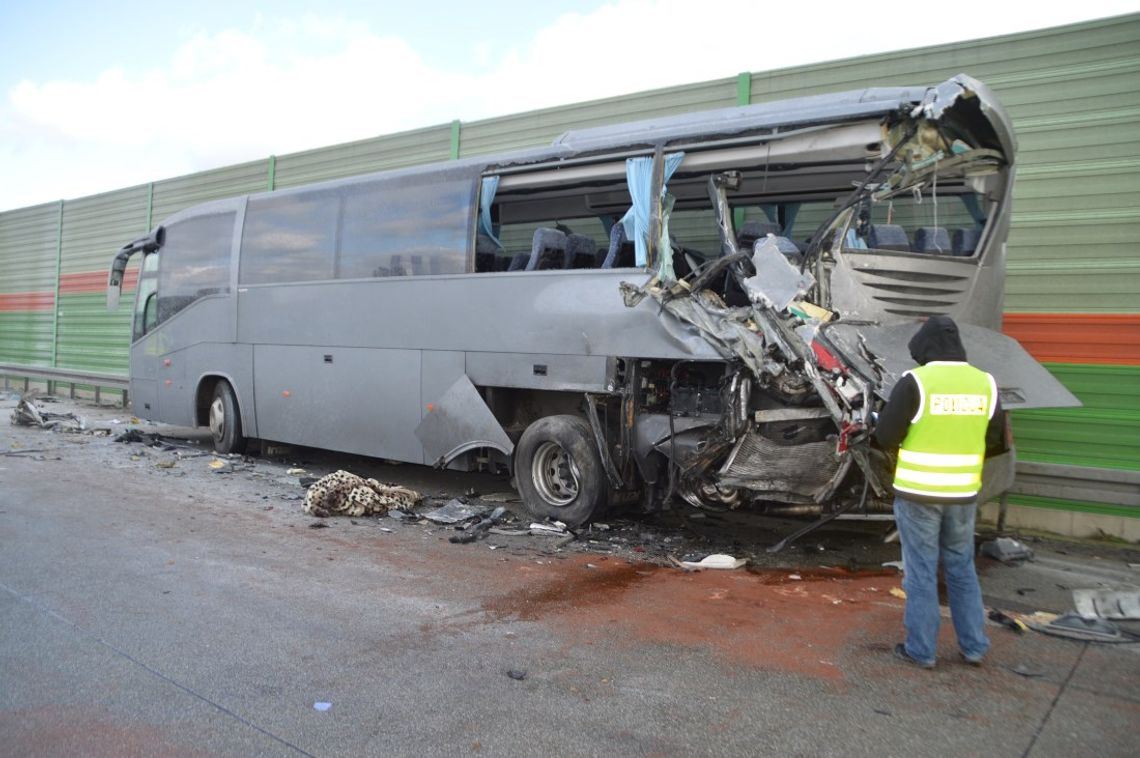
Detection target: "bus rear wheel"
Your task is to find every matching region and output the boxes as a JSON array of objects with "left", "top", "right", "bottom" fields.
[
  {"left": 515, "top": 415, "right": 606, "bottom": 527},
  {"left": 208, "top": 381, "right": 247, "bottom": 455}
]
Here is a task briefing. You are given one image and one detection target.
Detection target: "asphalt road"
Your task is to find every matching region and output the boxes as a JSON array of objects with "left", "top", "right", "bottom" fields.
[{"left": 1, "top": 396, "right": 1138, "bottom": 757}]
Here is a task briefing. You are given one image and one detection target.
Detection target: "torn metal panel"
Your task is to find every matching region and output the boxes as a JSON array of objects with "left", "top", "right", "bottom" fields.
[
  {"left": 742, "top": 237, "right": 816, "bottom": 312},
  {"left": 1073, "top": 590, "right": 1140, "bottom": 621},
  {"left": 822, "top": 322, "right": 1081, "bottom": 410},
  {"left": 415, "top": 375, "right": 514, "bottom": 468}
]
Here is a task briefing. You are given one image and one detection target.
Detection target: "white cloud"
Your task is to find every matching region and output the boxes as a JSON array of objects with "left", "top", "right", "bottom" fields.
[{"left": 2, "top": 1, "right": 1136, "bottom": 211}]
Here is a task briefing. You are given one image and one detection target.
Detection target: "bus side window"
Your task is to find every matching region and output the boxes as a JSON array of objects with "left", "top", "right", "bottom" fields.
[
  {"left": 132, "top": 251, "right": 160, "bottom": 340},
  {"left": 143, "top": 293, "right": 158, "bottom": 334},
  {"left": 156, "top": 212, "right": 235, "bottom": 324},
  {"left": 240, "top": 191, "right": 337, "bottom": 284},
  {"left": 338, "top": 175, "right": 472, "bottom": 279}
]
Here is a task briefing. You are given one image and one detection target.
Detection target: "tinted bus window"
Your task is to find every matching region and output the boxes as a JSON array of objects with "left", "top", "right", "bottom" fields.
[
  {"left": 240, "top": 190, "right": 339, "bottom": 284},
  {"left": 156, "top": 211, "right": 235, "bottom": 324},
  {"left": 338, "top": 177, "right": 473, "bottom": 278}
]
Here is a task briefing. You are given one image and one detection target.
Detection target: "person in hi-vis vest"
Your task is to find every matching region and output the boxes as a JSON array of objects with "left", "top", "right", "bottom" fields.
[{"left": 873, "top": 315, "right": 1008, "bottom": 669}]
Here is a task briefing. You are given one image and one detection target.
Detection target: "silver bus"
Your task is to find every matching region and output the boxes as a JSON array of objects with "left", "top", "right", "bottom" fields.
[{"left": 108, "top": 74, "right": 1077, "bottom": 529}]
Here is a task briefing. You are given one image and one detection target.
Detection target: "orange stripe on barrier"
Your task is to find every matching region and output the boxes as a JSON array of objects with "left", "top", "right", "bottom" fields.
[
  {"left": 59, "top": 268, "right": 138, "bottom": 295},
  {"left": 1003, "top": 313, "right": 1140, "bottom": 366},
  {"left": 0, "top": 291, "right": 55, "bottom": 312}
]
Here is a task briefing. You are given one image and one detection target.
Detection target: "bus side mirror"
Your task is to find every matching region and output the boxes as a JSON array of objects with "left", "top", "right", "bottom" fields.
[
  {"left": 107, "top": 249, "right": 130, "bottom": 311},
  {"left": 106, "top": 225, "right": 164, "bottom": 312}
]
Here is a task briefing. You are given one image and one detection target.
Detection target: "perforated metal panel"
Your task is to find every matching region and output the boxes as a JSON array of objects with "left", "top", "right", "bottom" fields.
[
  {"left": 57, "top": 186, "right": 149, "bottom": 374},
  {"left": 273, "top": 124, "right": 453, "bottom": 189},
  {"left": 0, "top": 202, "right": 59, "bottom": 366}
]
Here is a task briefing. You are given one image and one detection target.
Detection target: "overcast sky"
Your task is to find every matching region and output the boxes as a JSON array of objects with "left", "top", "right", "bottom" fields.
[{"left": 1, "top": 0, "right": 1136, "bottom": 213}]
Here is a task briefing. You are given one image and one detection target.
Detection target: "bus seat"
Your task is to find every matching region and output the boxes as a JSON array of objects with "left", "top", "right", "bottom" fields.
[
  {"left": 867, "top": 224, "right": 911, "bottom": 252},
  {"left": 526, "top": 228, "right": 568, "bottom": 270},
  {"left": 737, "top": 220, "right": 781, "bottom": 249},
  {"left": 952, "top": 227, "right": 982, "bottom": 256},
  {"left": 565, "top": 233, "right": 596, "bottom": 269},
  {"left": 602, "top": 223, "right": 636, "bottom": 268},
  {"left": 912, "top": 226, "right": 952, "bottom": 255},
  {"left": 507, "top": 253, "right": 530, "bottom": 271}
]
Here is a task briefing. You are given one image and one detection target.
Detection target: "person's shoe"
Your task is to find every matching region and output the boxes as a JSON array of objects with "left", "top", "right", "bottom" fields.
[
  {"left": 960, "top": 652, "right": 984, "bottom": 667},
  {"left": 894, "top": 643, "right": 935, "bottom": 669}
]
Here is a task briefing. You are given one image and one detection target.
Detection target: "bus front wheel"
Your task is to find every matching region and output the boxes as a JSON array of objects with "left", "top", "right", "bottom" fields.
[
  {"left": 209, "top": 381, "right": 247, "bottom": 455},
  {"left": 515, "top": 415, "right": 606, "bottom": 527}
]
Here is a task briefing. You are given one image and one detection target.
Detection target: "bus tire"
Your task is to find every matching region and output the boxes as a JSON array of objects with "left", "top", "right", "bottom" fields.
[
  {"left": 209, "top": 381, "right": 246, "bottom": 455},
  {"left": 515, "top": 415, "right": 606, "bottom": 527}
]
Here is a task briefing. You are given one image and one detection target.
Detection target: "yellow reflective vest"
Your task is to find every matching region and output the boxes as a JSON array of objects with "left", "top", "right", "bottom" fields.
[{"left": 893, "top": 361, "right": 997, "bottom": 501}]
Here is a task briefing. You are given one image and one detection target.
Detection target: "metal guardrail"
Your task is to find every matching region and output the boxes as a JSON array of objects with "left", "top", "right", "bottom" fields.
[
  {"left": 0, "top": 363, "right": 128, "bottom": 405},
  {"left": 1012, "top": 461, "right": 1140, "bottom": 509}
]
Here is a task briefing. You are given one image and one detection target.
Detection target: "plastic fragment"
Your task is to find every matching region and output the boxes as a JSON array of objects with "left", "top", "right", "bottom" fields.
[
  {"left": 313, "top": 702, "right": 331, "bottom": 711},
  {"left": 980, "top": 538, "right": 1034, "bottom": 564},
  {"left": 680, "top": 554, "right": 746, "bottom": 570}
]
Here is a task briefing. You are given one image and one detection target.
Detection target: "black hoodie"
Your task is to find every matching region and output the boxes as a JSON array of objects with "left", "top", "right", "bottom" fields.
[{"left": 873, "top": 316, "right": 1007, "bottom": 470}]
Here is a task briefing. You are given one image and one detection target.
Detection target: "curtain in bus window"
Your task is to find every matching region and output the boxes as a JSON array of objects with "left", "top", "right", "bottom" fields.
[
  {"left": 338, "top": 175, "right": 473, "bottom": 278},
  {"left": 156, "top": 212, "right": 235, "bottom": 324},
  {"left": 239, "top": 190, "right": 338, "bottom": 284},
  {"left": 621, "top": 152, "right": 684, "bottom": 268},
  {"left": 479, "top": 176, "right": 501, "bottom": 246},
  {"left": 961, "top": 193, "right": 987, "bottom": 228}
]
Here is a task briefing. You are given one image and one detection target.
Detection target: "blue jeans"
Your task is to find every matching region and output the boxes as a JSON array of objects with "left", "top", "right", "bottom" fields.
[{"left": 893, "top": 496, "right": 990, "bottom": 665}]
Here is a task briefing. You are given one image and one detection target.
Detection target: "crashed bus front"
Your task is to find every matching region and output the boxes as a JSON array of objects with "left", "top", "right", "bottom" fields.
[{"left": 465, "top": 74, "right": 1078, "bottom": 530}]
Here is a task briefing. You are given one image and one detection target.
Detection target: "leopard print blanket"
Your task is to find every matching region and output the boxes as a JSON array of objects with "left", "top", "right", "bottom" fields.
[{"left": 303, "top": 470, "right": 422, "bottom": 517}]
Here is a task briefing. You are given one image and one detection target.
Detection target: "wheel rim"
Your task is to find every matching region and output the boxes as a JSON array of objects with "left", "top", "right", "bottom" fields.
[
  {"left": 208, "top": 397, "right": 226, "bottom": 442},
  {"left": 530, "top": 441, "right": 580, "bottom": 507}
]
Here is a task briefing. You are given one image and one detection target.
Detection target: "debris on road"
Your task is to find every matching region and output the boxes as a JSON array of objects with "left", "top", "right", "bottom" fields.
[
  {"left": 529, "top": 521, "right": 569, "bottom": 536},
  {"left": 980, "top": 538, "right": 1035, "bottom": 564},
  {"left": 313, "top": 702, "right": 332, "bottom": 711},
  {"left": 506, "top": 670, "right": 527, "bottom": 681},
  {"left": 449, "top": 506, "right": 509, "bottom": 544},
  {"left": 1024, "top": 611, "right": 1128, "bottom": 643},
  {"left": 1072, "top": 589, "right": 1140, "bottom": 620},
  {"left": 11, "top": 397, "right": 86, "bottom": 432},
  {"left": 422, "top": 499, "right": 490, "bottom": 524},
  {"left": 987, "top": 608, "right": 1028, "bottom": 634},
  {"left": 1009, "top": 664, "right": 1044, "bottom": 678},
  {"left": 0, "top": 448, "right": 51, "bottom": 457},
  {"left": 679, "top": 554, "right": 747, "bottom": 570},
  {"left": 889, "top": 587, "right": 907, "bottom": 600},
  {"left": 302, "top": 470, "right": 423, "bottom": 518},
  {"left": 882, "top": 560, "right": 904, "bottom": 573}
]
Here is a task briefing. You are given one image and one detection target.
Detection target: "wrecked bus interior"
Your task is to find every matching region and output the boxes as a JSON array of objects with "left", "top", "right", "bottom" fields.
[{"left": 108, "top": 74, "right": 1078, "bottom": 540}]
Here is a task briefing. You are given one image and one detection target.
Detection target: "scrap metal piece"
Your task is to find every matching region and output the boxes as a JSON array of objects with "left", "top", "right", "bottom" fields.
[
  {"left": 766, "top": 482, "right": 867, "bottom": 553},
  {"left": 1072, "top": 590, "right": 1140, "bottom": 621},
  {"left": 11, "top": 397, "right": 86, "bottom": 432},
  {"left": 741, "top": 236, "right": 816, "bottom": 312},
  {"left": 1027, "top": 612, "right": 1127, "bottom": 643},
  {"left": 415, "top": 375, "right": 514, "bottom": 468},
  {"left": 422, "top": 499, "right": 490, "bottom": 524}
]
